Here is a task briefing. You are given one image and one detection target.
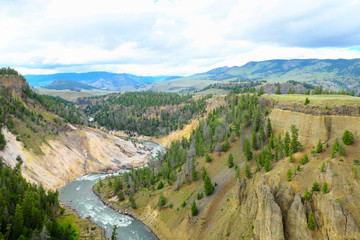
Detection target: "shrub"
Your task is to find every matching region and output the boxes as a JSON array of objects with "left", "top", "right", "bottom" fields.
[
  {"left": 157, "top": 193, "right": 166, "bottom": 208},
  {"left": 205, "top": 154, "right": 212, "bottom": 163},
  {"left": 157, "top": 181, "right": 164, "bottom": 190},
  {"left": 300, "top": 153, "right": 309, "bottom": 165},
  {"left": 304, "top": 98, "right": 310, "bottom": 105},
  {"left": 181, "top": 201, "right": 186, "bottom": 208},
  {"left": 320, "top": 162, "right": 325, "bottom": 172},
  {"left": 129, "top": 196, "right": 137, "bottom": 209},
  {"left": 342, "top": 130, "right": 354, "bottom": 145}
]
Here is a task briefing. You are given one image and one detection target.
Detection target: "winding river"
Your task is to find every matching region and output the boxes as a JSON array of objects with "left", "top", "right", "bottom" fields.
[{"left": 59, "top": 140, "right": 163, "bottom": 239}]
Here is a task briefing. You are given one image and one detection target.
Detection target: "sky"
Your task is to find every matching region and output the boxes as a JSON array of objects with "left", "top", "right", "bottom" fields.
[{"left": 1, "top": 0, "right": 360, "bottom": 76}]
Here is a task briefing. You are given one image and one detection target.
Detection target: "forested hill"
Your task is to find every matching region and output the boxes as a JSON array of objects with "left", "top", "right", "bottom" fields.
[
  {"left": 0, "top": 68, "right": 86, "bottom": 154},
  {"left": 78, "top": 92, "right": 211, "bottom": 137},
  {"left": 0, "top": 158, "right": 78, "bottom": 239}
]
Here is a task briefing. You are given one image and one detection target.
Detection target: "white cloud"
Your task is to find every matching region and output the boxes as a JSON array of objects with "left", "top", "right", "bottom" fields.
[{"left": 1, "top": 0, "right": 360, "bottom": 75}]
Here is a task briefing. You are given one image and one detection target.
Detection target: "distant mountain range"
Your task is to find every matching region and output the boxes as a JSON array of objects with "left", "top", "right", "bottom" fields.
[
  {"left": 25, "top": 59, "right": 360, "bottom": 93},
  {"left": 152, "top": 58, "right": 360, "bottom": 92},
  {"left": 25, "top": 71, "right": 182, "bottom": 91}
]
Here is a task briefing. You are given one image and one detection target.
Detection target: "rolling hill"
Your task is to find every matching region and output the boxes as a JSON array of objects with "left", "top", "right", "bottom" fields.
[{"left": 152, "top": 58, "right": 360, "bottom": 92}]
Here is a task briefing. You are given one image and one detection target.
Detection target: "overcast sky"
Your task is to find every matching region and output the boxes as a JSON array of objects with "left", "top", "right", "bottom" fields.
[{"left": 1, "top": 0, "right": 360, "bottom": 76}]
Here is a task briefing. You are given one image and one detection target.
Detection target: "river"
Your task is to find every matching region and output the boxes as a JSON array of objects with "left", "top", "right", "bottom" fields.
[{"left": 59, "top": 140, "right": 163, "bottom": 239}]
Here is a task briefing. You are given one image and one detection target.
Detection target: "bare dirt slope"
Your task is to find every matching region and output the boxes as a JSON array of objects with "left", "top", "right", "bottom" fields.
[{"left": 0, "top": 125, "right": 151, "bottom": 190}]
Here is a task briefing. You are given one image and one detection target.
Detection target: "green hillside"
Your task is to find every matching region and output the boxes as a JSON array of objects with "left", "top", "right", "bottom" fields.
[{"left": 152, "top": 58, "right": 360, "bottom": 92}]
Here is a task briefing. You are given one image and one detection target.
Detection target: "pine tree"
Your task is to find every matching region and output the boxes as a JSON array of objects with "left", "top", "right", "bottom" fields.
[
  {"left": 243, "top": 138, "right": 252, "bottom": 161},
  {"left": 289, "top": 149, "right": 295, "bottom": 162},
  {"left": 307, "top": 211, "right": 315, "bottom": 230},
  {"left": 205, "top": 153, "right": 212, "bottom": 163},
  {"left": 303, "top": 187, "right": 311, "bottom": 201},
  {"left": 0, "top": 129, "right": 6, "bottom": 150},
  {"left": 320, "top": 162, "right": 325, "bottom": 172},
  {"left": 129, "top": 195, "right": 137, "bottom": 209},
  {"left": 284, "top": 131, "right": 290, "bottom": 156},
  {"left": 287, "top": 169, "right": 293, "bottom": 181},
  {"left": 157, "top": 181, "right": 164, "bottom": 189},
  {"left": 12, "top": 204, "right": 24, "bottom": 239},
  {"left": 321, "top": 182, "right": 328, "bottom": 193},
  {"left": 269, "top": 133, "right": 274, "bottom": 149},
  {"left": 266, "top": 118, "right": 272, "bottom": 137},
  {"left": 258, "top": 86, "right": 265, "bottom": 96},
  {"left": 245, "top": 163, "right": 252, "bottom": 179},
  {"left": 290, "top": 125, "right": 302, "bottom": 152},
  {"left": 191, "top": 201, "right": 198, "bottom": 216},
  {"left": 316, "top": 139, "right": 322, "bottom": 153},
  {"left": 204, "top": 174, "right": 214, "bottom": 196},
  {"left": 252, "top": 130, "right": 258, "bottom": 150},
  {"left": 117, "top": 191, "right": 125, "bottom": 201},
  {"left": 111, "top": 225, "right": 118, "bottom": 240},
  {"left": 342, "top": 130, "right": 354, "bottom": 145},
  {"left": 312, "top": 181, "right": 320, "bottom": 191},
  {"left": 235, "top": 165, "right": 241, "bottom": 179},
  {"left": 264, "top": 155, "right": 271, "bottom": 172},
  {"left": 300, "top": 153, "right": 309, "bottom": 165},
  {"left": 275, "top": 84, "right": 281, "bottom": 94},
  {"left": 158, "top": 193, "right": 166, "bottom": 208},
  {"left": 259, "top": 124, "right": 265, "bottom": 143},
  {"left": 227, "top": 153, "right": 234, "bottom": 168}
]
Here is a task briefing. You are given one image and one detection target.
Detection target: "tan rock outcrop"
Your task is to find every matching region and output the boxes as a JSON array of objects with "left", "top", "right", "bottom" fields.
[
  {"left": 253, "top": 181, "right": 285, "bottom": 240},
  {"left": 285, "top": 193, "right": 313, "bottom": 240},
  {"left": 313, "top": 193, "right": 360, "bottom": 240}
]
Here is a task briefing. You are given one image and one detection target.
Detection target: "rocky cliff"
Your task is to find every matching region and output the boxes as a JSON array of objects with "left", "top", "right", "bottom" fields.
[
  {"left": 269, "top": 108, "right": 360, "bottom": 146},
  {"left": 0, "top": 125, "right": 151, "bottom": 189}
]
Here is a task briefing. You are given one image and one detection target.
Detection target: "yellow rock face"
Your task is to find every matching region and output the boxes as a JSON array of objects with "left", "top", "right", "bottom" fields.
[
  {"left": 269, "top": 108, "right": 360, "bottom": 147},
  {"left": 0, "top": 126, "right": 151, "bottom": 190}
]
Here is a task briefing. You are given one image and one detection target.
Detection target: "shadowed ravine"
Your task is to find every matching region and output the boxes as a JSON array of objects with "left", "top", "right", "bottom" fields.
[{"left": 59, "top": 140, "right": 163, "bottom": 239}]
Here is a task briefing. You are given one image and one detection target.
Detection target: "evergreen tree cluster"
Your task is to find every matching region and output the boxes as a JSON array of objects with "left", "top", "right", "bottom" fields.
[
  {"left": 0, "top": 158, "right": 77, "bottom": 239},
  {"left": 80, "top": 92, "right": 210, "bottom": 136}
]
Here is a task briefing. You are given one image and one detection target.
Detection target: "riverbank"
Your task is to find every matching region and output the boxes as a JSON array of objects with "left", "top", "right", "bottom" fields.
[
  {"left": 59, "top": 140, "right": 163, "bottom": 240},
  {"left": 58, "top": 204, "right": 107, "bottom": 239},
  {"left": 92, "top": 186, "right": 160, "bottom": 240}
]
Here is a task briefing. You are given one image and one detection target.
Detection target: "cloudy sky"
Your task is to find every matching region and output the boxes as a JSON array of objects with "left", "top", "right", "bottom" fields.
[{"left": 1, "top": 0, "right": 360, "bottom": 76}]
